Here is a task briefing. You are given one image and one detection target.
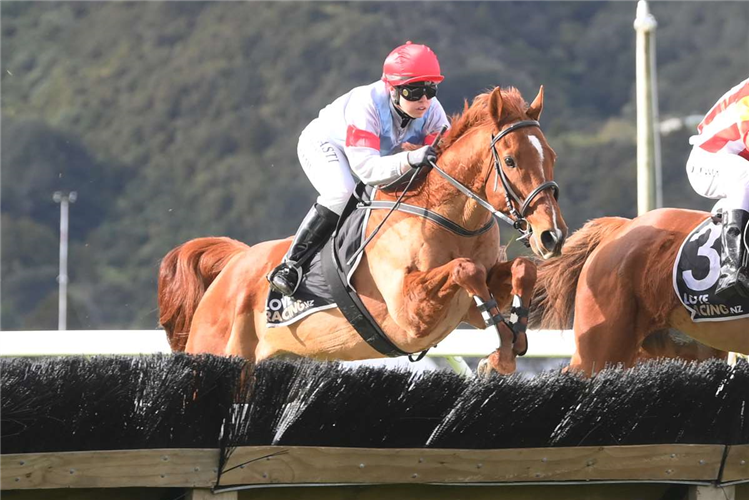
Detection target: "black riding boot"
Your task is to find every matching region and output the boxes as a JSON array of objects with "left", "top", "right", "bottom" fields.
[
  {"left": 268, "top": 204, "right": 339, "bottom": 296},
  {"left": 716, "top": 208, "right": 749, "bottom": 298}
]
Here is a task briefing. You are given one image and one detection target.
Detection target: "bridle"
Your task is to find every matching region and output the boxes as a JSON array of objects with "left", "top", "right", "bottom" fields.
[
  {"left": 490, "top": 120, "right": 560, "bottom": 241},
  {"left": 429, "top": 120, "right": 560, "bottom": 245}
]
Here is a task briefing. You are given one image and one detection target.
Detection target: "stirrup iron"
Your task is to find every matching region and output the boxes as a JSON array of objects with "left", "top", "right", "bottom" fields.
[{"left": 267, "top": 263, "right": 303, "bottom": 296}]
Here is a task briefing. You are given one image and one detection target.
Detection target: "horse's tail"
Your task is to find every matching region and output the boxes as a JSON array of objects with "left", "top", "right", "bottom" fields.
[
  {"left": 158, "top": 237, "right": 250, "bottom": 352},
  {"left": 529, "top": 217, "right": 629, "bottom": 329}
]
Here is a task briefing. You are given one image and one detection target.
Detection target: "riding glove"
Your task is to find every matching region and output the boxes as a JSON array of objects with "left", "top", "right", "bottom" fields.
[{"left": 407, "top": 145, "right": 437, "bottom": 169}]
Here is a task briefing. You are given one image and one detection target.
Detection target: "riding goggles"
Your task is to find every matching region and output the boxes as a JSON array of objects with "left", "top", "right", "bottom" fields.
[{"left": 397, "top": 83, "right": 438, "bottom": 101}]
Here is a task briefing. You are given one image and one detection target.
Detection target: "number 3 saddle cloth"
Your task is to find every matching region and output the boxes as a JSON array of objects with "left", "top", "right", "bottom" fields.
[{"left": 674, "top": 217, "right": 749, "bottom": 322}]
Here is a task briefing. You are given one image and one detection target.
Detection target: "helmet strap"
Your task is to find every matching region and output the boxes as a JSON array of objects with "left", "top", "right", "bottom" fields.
[
  {"left": 389, "top": 96, "right": 413, "bottom": 128},
  {"left": 389, "top": 85, "right": 401, "bottom": 105},
  {"left": 389, "top": 86, "right": 415, "bottom": 126}
]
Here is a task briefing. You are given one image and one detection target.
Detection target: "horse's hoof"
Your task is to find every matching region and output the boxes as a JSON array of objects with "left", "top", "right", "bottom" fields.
[
  {"left": 477, "top": 358, "right": 493, "bottom": 378},
  {"left": 513, "top": 332, "right": 529, "bottom": 357},
  {"left": 477, "top": 355, "right": 516, "bottom": 376}
]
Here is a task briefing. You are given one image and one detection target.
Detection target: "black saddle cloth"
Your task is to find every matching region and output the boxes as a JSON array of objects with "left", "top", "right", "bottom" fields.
[
  {"left": 674, "top": 217, "right": 749, "bottom": 321},
  {"left": 265, "top": 186, "right": 372, "bottom": 328}
]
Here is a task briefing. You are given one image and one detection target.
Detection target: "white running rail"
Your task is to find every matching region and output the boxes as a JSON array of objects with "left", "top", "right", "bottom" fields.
[{"left": 0, "top": 328, "right": 574, "bottom": 358}]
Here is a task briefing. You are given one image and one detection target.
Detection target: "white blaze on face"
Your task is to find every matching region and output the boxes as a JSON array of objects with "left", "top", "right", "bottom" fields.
[
  {"left": 528, "top": 135, "right": 544, "bottom": 163},
  {"left": 526, "top": 134, "right": 562, "bottom": 253}
]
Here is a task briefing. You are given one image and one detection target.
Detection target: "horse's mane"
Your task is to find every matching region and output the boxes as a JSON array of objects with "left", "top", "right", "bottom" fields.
[
  {"left": 389, "top": 87, "right": 530, "bottom": 202},
  {"left": 438, "top": 87, "right": 529, "bottom": 153}
]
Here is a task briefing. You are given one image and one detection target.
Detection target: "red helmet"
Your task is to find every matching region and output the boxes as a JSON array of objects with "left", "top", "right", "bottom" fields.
[{"left": 382, "top": 41, "right": 444, "bottom": 87}]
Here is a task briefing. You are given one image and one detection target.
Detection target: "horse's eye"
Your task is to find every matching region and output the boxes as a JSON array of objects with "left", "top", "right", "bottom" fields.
[{"left": 504, "top": 157, "right": 516, "bottom": 168}]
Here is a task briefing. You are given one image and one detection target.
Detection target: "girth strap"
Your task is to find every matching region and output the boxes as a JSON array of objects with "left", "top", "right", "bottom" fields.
[{"left": 321, "top": 237, "right": 410, "bottom": 358}]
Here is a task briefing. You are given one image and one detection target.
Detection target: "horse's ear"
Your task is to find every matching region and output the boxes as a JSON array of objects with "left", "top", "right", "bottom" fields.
[
  {"left": 527, "top": 85, "right": 544, "bottom": 121},
  {"left": 489, "top": 87, "right": 504, "bottom": 124}
]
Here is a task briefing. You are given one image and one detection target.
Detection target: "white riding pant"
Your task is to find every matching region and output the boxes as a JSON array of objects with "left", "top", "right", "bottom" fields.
[
  {"left": 297, "top": 130, "right": 356, "bottom": 216},
  {"left": 686, "top": 145, "right": 749, "bottom": 214}
]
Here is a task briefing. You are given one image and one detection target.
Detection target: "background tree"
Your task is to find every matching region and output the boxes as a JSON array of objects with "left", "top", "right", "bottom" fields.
[{"left": 2, "top": 2, "right": 746, "bottom": 328}]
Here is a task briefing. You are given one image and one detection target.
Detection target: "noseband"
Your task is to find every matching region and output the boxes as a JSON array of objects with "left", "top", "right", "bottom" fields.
[
  {"left": 429, "top": 120, "right": 560, "bottom": 245},
  {"left": 489, "top": 120, "right": 560, "bottom": 243}
]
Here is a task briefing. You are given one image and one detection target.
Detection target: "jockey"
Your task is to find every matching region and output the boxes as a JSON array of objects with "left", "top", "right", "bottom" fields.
[
  {"left": 686, "top": 76, "right": 749, "bottom": 297},
  {"left": 268, "top": 42, "right": 451, "bottom": 296}
]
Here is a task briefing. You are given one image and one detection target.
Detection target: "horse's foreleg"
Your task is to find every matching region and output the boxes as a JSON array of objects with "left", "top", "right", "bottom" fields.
[
  {"left": 400, "top": 258, "right": 517, "bottom": 374},
  {"left": 401, "top": 258, "right": 491, "bottom": 335},
  {"left": 401, "top": 258, "right": 510, "bottom": 369},
  {"left": 462, "top": 258, "right": 536, "bottom": 375},
  {"left": 489, "top": 257, "right": 536, "bottom": 356}
]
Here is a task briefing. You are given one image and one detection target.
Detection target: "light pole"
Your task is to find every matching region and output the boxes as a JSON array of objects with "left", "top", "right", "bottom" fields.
[
  {"left": 53, "top": 191, "right": 77, "bottom": 331},
  {"left": 634, "top": 0, "right": 663, "bottom": 214}
]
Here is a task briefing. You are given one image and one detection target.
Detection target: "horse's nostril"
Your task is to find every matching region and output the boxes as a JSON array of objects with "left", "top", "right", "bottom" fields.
[{"left": 540, "top": 230, "right": 560, "bottom": 253}]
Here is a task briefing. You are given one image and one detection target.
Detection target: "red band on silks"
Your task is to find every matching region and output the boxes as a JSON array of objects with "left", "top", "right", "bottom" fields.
[
  {"left": 346, "top": 125, "right": 380, "bottom": 150},
  {"left": 740, "top": 149, "right": 749, "bottom": 162},
  {"left": 699, "top": 123, "right": 742, "bottom": 153},
  {"left": 425, "top": 132, "right": 439, "bottom": 145},
  {"left": 699, "top": 80, "right": 749, "bottom": 132}
]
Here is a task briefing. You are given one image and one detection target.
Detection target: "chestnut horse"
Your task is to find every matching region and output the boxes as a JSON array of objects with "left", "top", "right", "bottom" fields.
[
  {"left": 159, "top": 86, "right": 567, "bottom": 375},
  {"left": 531, "top": 208, "right": 742, "bottom": 376}
]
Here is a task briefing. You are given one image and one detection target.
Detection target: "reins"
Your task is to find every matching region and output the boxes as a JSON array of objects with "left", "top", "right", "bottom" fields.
[
  {"left": 347, "top": 119, "right": 561, "bottom": 266},
  {"left": 345, "top": 161, "right": 429, "bottom": 267}
]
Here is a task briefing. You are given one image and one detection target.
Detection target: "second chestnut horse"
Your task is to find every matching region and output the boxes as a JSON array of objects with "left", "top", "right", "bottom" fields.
[{"left": 531, "top": 209, "right": 742, "bottom": 375}]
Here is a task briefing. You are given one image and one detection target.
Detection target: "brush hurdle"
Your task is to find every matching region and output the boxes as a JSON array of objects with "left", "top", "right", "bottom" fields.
[{"left": 2, "top": 355, "right": 747, "bottom": 499}]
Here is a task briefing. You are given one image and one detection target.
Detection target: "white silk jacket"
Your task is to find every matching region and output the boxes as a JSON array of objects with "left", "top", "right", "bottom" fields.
[{"left": 301, "top": 80, "right": 450, "bottom": 185}]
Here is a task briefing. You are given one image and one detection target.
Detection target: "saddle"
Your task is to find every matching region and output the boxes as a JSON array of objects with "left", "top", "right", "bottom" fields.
[{"left": 674, "top": 217, "right": 749, "bottom": 321}]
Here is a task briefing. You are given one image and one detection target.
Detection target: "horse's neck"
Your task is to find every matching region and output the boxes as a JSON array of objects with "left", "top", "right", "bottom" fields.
[{"left": 414, "top": 153, "right": 494, "bottom": 232}]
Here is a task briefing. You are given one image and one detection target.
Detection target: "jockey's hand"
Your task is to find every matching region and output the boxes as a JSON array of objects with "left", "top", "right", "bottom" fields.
[{"left": 407, "top": 145, "right": 437, "bottom": 169}]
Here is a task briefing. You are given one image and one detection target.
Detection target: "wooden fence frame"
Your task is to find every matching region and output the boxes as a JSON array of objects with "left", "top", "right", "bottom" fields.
[{"left": 3, "top": 444, "right": 748, "bottom": 489}]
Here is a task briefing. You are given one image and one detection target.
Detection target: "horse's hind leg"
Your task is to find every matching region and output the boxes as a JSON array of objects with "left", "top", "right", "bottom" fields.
[{"left": 189, "top": 284, "right": 260, "bottom": 362}]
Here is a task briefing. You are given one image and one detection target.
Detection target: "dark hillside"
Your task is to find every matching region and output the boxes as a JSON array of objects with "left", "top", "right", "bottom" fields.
[{"left": 2, "top": 2, "right": 747, "bottom": 328}]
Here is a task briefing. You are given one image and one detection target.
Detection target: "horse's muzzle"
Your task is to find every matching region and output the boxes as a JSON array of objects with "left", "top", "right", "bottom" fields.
[{"left": 539, "top": 228, "right": 565, "bottom": 258}]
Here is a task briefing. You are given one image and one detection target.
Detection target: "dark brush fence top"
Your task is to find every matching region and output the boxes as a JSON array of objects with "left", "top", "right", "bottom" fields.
[{"left": 2, "top": 355, "right": 747, "bottom": 456}]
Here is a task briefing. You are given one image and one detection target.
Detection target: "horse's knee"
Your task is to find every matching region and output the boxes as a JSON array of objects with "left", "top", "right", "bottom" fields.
[
  {"left": 511, "top": 257, "right": 537, "bottom": 287},
  {"left": 450, "top": 258, "right": 487, "bottom": 288}
]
